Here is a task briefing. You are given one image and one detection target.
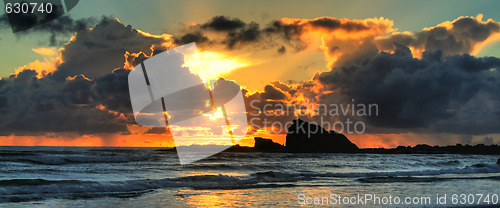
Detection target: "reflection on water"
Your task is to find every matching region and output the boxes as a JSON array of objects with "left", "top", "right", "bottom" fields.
[
  {"left": 180, "top": 190, "right": 254, "bottom": 208},
  {"left": 180, "top": 170, "right": 246, "bottom": 177}
]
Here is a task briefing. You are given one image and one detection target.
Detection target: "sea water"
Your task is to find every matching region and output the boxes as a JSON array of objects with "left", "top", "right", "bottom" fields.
[{"left": 0, "top": 147, "right": 498, "bottom": 207}]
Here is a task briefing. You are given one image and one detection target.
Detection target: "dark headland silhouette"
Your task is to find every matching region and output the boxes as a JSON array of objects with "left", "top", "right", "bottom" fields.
[
  {"left": 225, "top": 118, "right": 500, "bottom": 155},
  {"left": 286, "top": 118, "right": 358, "bottom": 153}
]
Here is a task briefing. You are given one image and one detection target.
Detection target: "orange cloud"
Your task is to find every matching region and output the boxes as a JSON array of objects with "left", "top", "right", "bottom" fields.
[
  {"left": 375, "top": 14, "right": 500, "bottom": 58},
  {"left": 275, "top": 17, "right": 394, "bottom": 68},
  {"left": 32, "top": 47, "right": 58, "bottom": 56},
  {"left": 12, "top": 47, "right": 62, "bottom": 78},
  {"left": 14, "top": 57, "right": 61, "bottom": 78}
]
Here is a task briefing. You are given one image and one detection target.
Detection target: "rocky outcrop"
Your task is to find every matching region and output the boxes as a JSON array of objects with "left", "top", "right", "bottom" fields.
[
  {"left": 362, "top": 144, "right": 500, "bottom": 155},
  {"left": 285, "top": 119, "right": 359, "bottom": 153},
  {"left": 254, "top": 137, "right": 285, "bottom": 152}
]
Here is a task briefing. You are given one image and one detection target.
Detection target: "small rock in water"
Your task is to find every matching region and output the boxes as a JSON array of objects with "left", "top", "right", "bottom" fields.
[{"left": 497, "top": 159, "right": 500, "bottom": 165}]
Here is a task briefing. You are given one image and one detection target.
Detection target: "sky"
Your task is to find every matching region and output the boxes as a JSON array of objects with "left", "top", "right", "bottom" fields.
[
  {"left": 3, "top": 0, "right": 500, "bottom": 77},
  {"left": 0, "top": 0, "right": 499, "bottom": 148}
]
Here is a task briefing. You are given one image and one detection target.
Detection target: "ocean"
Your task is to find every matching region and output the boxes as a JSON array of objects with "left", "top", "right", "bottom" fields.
[{"left": 0, "top": 146, "right": 498, "bottom": 207}]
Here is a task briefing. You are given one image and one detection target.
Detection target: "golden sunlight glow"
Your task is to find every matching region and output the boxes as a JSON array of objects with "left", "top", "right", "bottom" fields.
[
  {"left": 15, "top": 58, "right": 61, "bottom": 78},
  {"left": 183, "top": 51, "right": 250, "bottom": 83},
  {"left": 14, "top": 47, "right": 62, "bottom": 78},
  {"left": 471, "top": 32, "right": 500, "bottom": 55},
  {"left": 32, "top": 47, "right": 57, "bottom": 56},
  {"left": 203, "top": 106, "right": 224, "bottom": 120},
  {"left": 319, "top": 36, "right": 338, "bottom": 68}
]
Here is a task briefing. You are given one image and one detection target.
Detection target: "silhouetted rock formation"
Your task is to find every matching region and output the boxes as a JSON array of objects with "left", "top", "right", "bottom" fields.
[
  {"left": 285, "top": 118, "right": 359, "bottom": 153},
  {"left": 361, "top": 144, "right": 500, "bottom": 155},
  {"left": 254, "top": 137, "right": 285, "bottom": 152},
  {"left": 223, "top": 144, "right": 254, "bottom": 152}
]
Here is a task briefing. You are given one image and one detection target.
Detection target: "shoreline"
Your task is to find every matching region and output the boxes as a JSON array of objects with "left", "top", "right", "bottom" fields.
[{"left": 222, "top": 143, "right": 500, "bottom": 155}]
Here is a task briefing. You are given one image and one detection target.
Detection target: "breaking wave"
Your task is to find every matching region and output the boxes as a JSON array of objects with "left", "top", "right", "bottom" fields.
[{"left": 1, "top": 163, "right": 499, "bottom": 202}]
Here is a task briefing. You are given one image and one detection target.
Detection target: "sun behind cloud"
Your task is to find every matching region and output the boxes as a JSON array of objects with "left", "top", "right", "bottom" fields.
[{"left": 183, "top": 50, "right": 251, "bottom": 83}]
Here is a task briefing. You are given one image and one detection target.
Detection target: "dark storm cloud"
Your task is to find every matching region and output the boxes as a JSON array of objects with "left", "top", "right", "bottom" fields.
[
  {"left": 225, "top": 22, "right": 260, "bottom": 48},
  {"left": 260, "top": 85, "right": 287, "bottom": 100},
  {"left": 200, "top": 16, "right": 246, "bottom": 31},
  {"left": 93, "top": 69, "right": 132, "bottom": 113},
  {"left": 376, "top": 16, "right": 500, "bottom": 56},
  {"left": 63, "top": 74, "right": 94, "bottom": 105},
  {"left": 308, "top": 17, "right": 370, "bottom": 31},
  {"left": 265, "top": 17, "right": 388, "bottom": 39},
  {"left": 175, "top": 16, "right": 305, "bottom": 51},
  {"left": 0, "top": 70, "right": 132, "bottom": 135},
  {"left": 0, "top": 17, "right": 173, "bottom": 135},
  {"left": 26, "top": 16, "right": 97, "bottom": 46},
  {"left": 264, "top": 19, "right": 307, "bottom": 40},
  {"left": 174, "top": 32, "right": 208, "bottom": 45},
  {"left": 50, "top": 17, "right": 170, "bottom": 80},
  {"left": 176, "top": 16, "right": 393, "bottom": 53},
  {"left": 316, "top": 44, "right": 500, "bottom": 134}
]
